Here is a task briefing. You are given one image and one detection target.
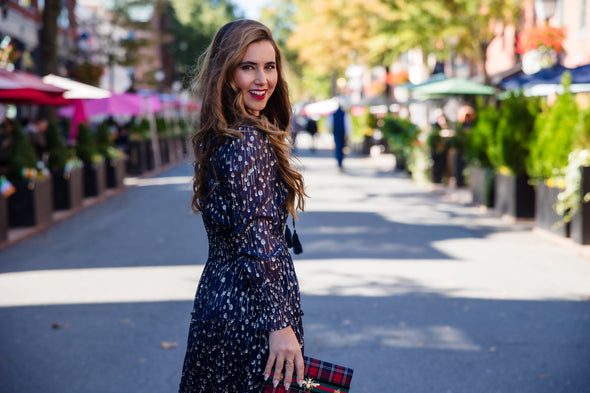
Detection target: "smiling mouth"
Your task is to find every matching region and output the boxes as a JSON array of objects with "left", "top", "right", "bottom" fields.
[{"left": 249, "top": 90, "right": 266, "bottom": 100}]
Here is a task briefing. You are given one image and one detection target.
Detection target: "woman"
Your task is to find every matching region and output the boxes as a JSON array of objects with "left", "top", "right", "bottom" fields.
[{"left": 179, "top": 19, "right": 307, "bottom": 393}]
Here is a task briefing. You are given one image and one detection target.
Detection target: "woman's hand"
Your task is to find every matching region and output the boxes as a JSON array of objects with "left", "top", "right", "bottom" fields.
[{"left": 264, "top": 326, "right": 304, "bottom": 390}]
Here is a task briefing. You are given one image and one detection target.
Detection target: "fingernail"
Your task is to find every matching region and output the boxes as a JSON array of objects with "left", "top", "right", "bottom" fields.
[
  {"left": 263, "top": 374, "right": 269, "bottom": 381},
  {"left": 298, "top": 380, "right": 304, "bottom": 387},
  {"left": 284, "top": 382, "right": 291, "bottom": 390},
  {"left": 273, "top": 379, "right": 279, "bottom": 388}
]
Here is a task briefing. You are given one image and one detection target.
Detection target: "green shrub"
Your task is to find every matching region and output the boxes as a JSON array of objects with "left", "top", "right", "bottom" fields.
[
  {"left": 490, "top": 92, "right": 539, "bottom": 175},
  {"left": 6, "top": 121, "right": 38, "bottom": 180},
  {"left": 381, "top": 114, "right": 419, "bottom": 164},
  {"left": 465, "top": 101, "right": 498, "bottom": 168},
  {"left": 156, "top": 117, "right": 168, "bottom": 138},
  {"left": 96, "top": 120, "right": 114, "bottom": 157},
  {"left": 46, "top": 121, "right": 71, "bottom": 172},
  {"left": 526, "top": 72, "right": 577, "bottom": 180},
  {"left": 573, "top": 104, "right": 590, "bottom": 150},
  {"left": 76, "top": 123, "right": 98, "bottom": 165}
]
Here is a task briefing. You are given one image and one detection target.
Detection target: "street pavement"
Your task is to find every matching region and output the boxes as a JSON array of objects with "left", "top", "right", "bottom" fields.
[{"left": 1, "top": 135, "right": 590, "bottom": 393}]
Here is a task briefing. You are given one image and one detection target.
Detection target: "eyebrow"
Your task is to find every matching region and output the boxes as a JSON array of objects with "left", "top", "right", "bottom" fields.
[{"left": 239, "top": 60, "right": 277, "bottom": 66}]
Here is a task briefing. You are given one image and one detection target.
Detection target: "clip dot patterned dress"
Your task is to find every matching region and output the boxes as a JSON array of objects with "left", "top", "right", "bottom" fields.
[{"left": 179, "top": 127, "right": 304, "bottom": 393}]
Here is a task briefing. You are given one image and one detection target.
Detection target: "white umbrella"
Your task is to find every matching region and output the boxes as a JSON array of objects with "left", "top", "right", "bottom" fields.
[{"left": 42, "top": 74, "right": 111, "bottom": 99}]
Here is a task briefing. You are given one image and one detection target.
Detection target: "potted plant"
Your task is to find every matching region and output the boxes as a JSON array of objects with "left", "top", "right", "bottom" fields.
[
  {"left": 465, "top": 101, "right": 498, "bottom": 207},
  {"left": 76, "top": 122, "right": 105, "bottom": 198},
  {"left": 526, "top": 73, "right": 577, "bottom": 236},
  {"left": 178, "top": 117, "right": 191, "bottom": 158},
  {"left": 46, "top": 121, "right": 84, "bottom": 210},
  {"left": 490, "top": 92, "right": 539, "bottom": 218},
  {"left": 97, "top": 120, "right": 126, "bottom": 189},
  {"left": 126, "top": 118, "right": 148, "bottom": 175},
  {"left": 140, "top": 118, "right": 155, "bottom": 171},
  {"left": 156, "top": 116, "right": 171, "bottom": 165},
  {"left": 5, "top": 121, "right": 53, "bottom": 227},
  {"left": 381, "top": 114, "right": 419, "bottom": 173},
  {"left": 554, "top": 106, "right": 590, "bottom": 244}
]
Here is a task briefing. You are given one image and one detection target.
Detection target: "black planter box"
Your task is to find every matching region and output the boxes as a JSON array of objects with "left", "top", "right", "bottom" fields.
[
  {"left": 7, "top": 177, "right": 53, "bottom": 227},
  {"left": 52, "top": 166, "right": 84, "bottom": 211},
  {"left": 145, "top": 141, "right": 155, "bottom": 171},
  {"left": 571, "top": 166, "right": 590, "bottom": 245},
  {"left": 106, "top": 157, "right": 126, "bottom": 189},
  {"left": 535, "top": 181, "right": 569, "bottom": 237},
  {"left": 126, "top": 141, "right": 147, "bottom": 176},
  {"left": 469, "top": 166, "right": 495, "bottom": 207},
  {"left": 181, "top": 136, "right": 190, "bottom": 157},
  {"left": 0, "top": 194, "right": 7, "bottom": 242},
  {"left": 83, "top": 161, "right": 106, "bottom": 198},
  {"left": 495, "top": 173, "right": 535, "bottom": 218},
  {"left": 160, "top": 139, "right": 170, "bottom": 165}
]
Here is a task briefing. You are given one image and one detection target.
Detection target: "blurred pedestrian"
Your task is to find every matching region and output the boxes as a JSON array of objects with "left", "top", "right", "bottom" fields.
[
  {"left": 179, "top": 19, "right": 307, "bottom": 393},
  {"left": 330, "top": 105, "right": 350, "bottom": 171}
]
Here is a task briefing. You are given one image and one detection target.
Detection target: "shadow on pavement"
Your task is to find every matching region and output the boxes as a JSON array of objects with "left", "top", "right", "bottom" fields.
[{"left": 1, "top": 293, "right": 588, "bottom": 393}]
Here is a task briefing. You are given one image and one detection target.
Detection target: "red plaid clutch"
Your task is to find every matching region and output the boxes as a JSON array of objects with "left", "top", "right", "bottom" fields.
[{"left": 264, "top": 356, "right": 353, "bottom": 393}]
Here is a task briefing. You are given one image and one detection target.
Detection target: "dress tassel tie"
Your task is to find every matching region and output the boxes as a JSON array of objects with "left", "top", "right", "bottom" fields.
[
  {"left": 285, "top": 217, "right": 303, "bottom": 255},
  {"left": 292, "top": 229, "right": 303, "bottom": 255}
]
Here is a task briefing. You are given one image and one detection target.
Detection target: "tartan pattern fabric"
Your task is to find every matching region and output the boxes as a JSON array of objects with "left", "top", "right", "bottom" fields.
[{"left": 265, "top": 356, "right": 353, "bottom": 393}]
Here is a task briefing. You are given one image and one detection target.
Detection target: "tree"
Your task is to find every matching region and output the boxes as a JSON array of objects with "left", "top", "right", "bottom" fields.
[
  {"left": 168, "top": 0, "right": 239, "bottom": 88},
  {"left": 288, "top": 0, "right": 388, "bottom": 95}
]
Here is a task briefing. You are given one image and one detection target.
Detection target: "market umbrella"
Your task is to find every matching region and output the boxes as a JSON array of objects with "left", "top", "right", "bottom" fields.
[
  {"left": 0, "top": 89, "right": 70, "bottom": 105},
  {"left": 0, "top": 69, "right": 69, "bottom": 105},
  {"left": 411, "top": 77, "right": 496, "bottom": 96},
  {"left": 42, "top": 74, "right": 111, "bottom": 99}
]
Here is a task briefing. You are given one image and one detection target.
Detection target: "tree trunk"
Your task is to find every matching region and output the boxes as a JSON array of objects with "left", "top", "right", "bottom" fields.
[
  {"left": 39, "top": 0, "right": 61, "bottom": 121},
  {"left": 39, "top": 0, "right": 61, "bottom": 76}
]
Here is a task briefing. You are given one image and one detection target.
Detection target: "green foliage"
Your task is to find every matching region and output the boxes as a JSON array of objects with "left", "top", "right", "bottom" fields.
[
  {"left": 6, "top": 122, "right": 38, "bottom": 180},
  {"left": 156, "top": 117, "right": 168, "bottom": 138},
  {"left": 168, "top": 0, "right": 238, "bottom": 88},
  {"left": 573, "top": 104, "right": 590, "bottom": 150},
  {"left": 381, "top": 114, "right": 419, "bottom": 163},
  {"left": 527, "top": 73, "right": 577, "bottom": 180},
  {"left": 76, "top": 123, "right": 97, "bottom": 165},
  {"left": 178, "top": 118, "right": 190, "bottom": 137},
  {"left": 96, "top": 120, "right": 114, "bottom": 157},
  {"left": 490, "top": 92, "right": 539, "bottom": 175},
  {"left": 129, "top": 118, "right": 151, "bottom": 141},
  {"left": 46, "top": 121, "right": 72, "bottom": 172},
  {"left": 466, "top": 102, "right": 498, "bottom": 168}
]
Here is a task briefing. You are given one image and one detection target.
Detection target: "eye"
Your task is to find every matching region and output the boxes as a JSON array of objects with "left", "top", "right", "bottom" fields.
[
  {"left": 265, "top": 64, "right": 276, "bottom": 70},
  {"left": 241, "top": 64, "right": 255, "bottom": 71}
]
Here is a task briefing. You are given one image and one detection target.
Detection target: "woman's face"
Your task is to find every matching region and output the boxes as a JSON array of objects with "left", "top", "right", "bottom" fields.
[{"left": 232, "top": 40, "right": 278, "bottom": 116}]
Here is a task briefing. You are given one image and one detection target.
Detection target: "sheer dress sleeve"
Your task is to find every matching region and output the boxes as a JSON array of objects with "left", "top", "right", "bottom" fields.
[{"left": 214, "top": 130, "right": 294, "bottom": 332}]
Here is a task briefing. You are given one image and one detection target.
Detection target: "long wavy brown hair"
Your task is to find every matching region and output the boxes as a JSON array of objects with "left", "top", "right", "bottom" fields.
[{"left": 190, "top": 19, "right": 306, "bottom": 218}]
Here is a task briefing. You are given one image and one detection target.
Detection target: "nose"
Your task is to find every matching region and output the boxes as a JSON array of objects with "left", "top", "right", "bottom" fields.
[{"left": 254, "top": 69, "right": 265, "bottom": 85}]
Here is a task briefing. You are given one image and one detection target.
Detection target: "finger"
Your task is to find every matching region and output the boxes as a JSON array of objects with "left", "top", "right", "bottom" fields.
[
  {"left": 263, "top": 352, "right": 276, "bottom": 381},
  {"left": 283, "top": 358, "right": 295, "bottom": 390},
  {"left": 273, "top": 355, "right": 285, "bottom": 388},
  {"left": 294, "top": 352, "right": 305, "bottom": 387}
]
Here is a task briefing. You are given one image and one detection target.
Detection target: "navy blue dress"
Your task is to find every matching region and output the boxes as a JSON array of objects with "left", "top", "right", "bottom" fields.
[{"left": 179, "top": 127, "right": 304, "bottom": 393}]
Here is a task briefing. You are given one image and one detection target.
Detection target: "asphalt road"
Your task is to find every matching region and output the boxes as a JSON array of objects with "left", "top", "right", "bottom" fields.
[{"left": 1, "top": 142, "right": 589, "bottom": 393}]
